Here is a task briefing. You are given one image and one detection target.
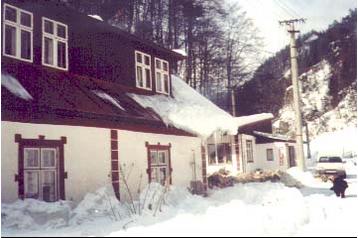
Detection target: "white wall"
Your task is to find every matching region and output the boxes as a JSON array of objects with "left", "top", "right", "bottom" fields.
[
  {"left": 1, "top": 121, "right": 202, "bottom": 204},
  {"left": 117, "top": 130, "right": 202, "bottom": 201},
  {"left": 255, "top": 142, "right": 291, "bottom": 171}
]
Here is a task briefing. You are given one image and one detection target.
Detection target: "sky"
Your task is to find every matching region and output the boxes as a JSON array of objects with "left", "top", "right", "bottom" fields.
[{"left": 228, "top": 0, "right": 357, "bottom": 57}]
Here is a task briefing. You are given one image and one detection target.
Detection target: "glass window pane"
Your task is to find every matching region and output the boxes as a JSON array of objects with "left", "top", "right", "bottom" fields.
[
  {"left": 42, "top": 171, "right": 56, "bottom": 202},
  {"left": 21, "top": 30, "right": 31, "bottom": 59},
  {"left": 136, "top": 53, "right": 142, "bottom": 63},
  {"left": 156, "top": 59, "right": 161, "bottom": 69},
  {"left": 57, "top": 41, "right": 67, "bottom": 68},
  {"left": 150, "top": 150, "right": 158, "bottom": 165},
  {"left": 158, "top": 151, "right": 166, "bottom": 164},
  {"left": 208, "top": 144, "right": 216, "bottom": 165},
  {"left": 144, "top": 56, "right": 150, "bottom": 66},
  {"left": 163, "top": 62, "right": 168, "bottom": 71},
  {"left": 41, "top": 149, "right": 56, "bottom": 167},
  {"left": 156, "top": 73, "right": 162, "bottom": 91},
  {"left": 25, "top": 171, "right": 39, "bottom": 199},
  {"left": 57, "top": 24, "right": 66, "bottom": 38},
  {"left": 44, "top": 37, "right": 54, "bottom": 65},
  {"left": 145, "top": 68, "right": 151, "bottom": 88},
  {"left": 24, "top": 149, "right": 39, "bottom": 168},
  {"left": 151, "top": 168, "right": 158, "bottom": 182},
  {"left": 137, "top": 66, "right": 143, "bottom": 87},
  {"left": 5, "top": 6, "right": 17, "bottom": 22},
  {"left": 5, "top": 25, "right": 16, "bottom": 56},
  {"left": 20, "top": 12, "right": 31, "bottom": 27},
  {"left": 44, "top": 20, "right": 54, "bottom": 34},
  {"left": 164, "top": 75, "right": 169, "bottom": 93}
]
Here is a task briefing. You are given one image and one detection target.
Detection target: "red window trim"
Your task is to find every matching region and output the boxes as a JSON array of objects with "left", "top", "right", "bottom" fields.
[
  {"left": 145, "top": 142, "right": 172, "bottom": 185},
  {"left": 14, "top": 134, "right": 67, "bottom": 201}
]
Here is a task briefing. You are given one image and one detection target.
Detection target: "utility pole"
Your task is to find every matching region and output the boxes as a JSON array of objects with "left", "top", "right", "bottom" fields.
[
  {"left": 231, "top": 87, "right": 237, "bottom": 117},
  {"left": 305, "top": 122, "right": 311, "bottom": 159},
  {"left": 279, "top": 18, "right": 306, "bottom": 170}
]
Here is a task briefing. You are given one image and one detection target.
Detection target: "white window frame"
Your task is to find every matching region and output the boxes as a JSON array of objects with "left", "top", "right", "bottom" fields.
[
  {"left": 154, "top": 57, "right": 170, "bottom": 95},
  {"left": 135, "top": 50, "right": 152, "bottom": 90},
  {"left": 149, "top": 149, "right": 170, "bottom": 185},
  {"left": 23, "top": 147, "right": 59, "bottom": 202},
  {"left": 2, "top": 3, "right": 33, "bottom": 62},
  {"left": 42, "top": 17, "right": 68, "bottom": 71}
]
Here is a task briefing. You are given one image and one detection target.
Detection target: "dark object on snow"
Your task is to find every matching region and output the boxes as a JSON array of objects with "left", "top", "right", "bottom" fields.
[
  {"left": 330, "top": 175, "right": 349, "bottom": 198},
  {"left": 208, "top": 169, "right": 234, "bottom": 189}
]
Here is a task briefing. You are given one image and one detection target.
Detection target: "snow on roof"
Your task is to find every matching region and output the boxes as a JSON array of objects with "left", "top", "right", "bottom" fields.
[
  {"left": 172, "top": 49, "right": 187, "bottom": 57},
  {"left": 253, "top": 131, "right": 294, "bottom": 142},
  {"left": 1, "top": 74, "right": 33, "bottom": 101},
  {"left": 235, "top": 113, "right": 274, "bottom": 128},
  {"left": 88, "top": 15, "right": 103, "bottom": 21},
  {"left": 305, "top": 34, "right": 319, "bottom": 43},
  {"left": 93, "top": 90, "right": 126, "bottom": 111},
  {"left": 128, "top": 75, "right": 238, "bottom": 138}
]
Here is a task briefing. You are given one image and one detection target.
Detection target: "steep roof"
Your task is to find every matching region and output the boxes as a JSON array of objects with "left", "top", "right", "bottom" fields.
[{"left": 1, "top": 61, "right": 191, "bottom": 136}]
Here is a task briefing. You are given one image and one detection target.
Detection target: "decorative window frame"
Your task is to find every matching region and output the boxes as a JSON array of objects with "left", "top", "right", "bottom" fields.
[
  {"left": 145, "top": 142, "right": 172, "bottom": 185},
  {"left": 41, "top": 17, "right": 68, "bottom": 71},
  {"left": 135, "top": 50, "right": 152, "bottom": 90},
  {"left": 2, "top": 3, "right": 33, "bottom": 62},
  {"left": 14, "top": 134, "right": 67, "bottom": 201},
  {"left": 266, "top": 148, "right": 274, "bottom": 161},
  {"left": 154, "top": 57, "right": 170, "bottom": 95}
]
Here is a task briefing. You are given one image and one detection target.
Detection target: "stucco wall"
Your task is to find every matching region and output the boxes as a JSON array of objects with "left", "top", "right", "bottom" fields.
[
  {"left": 255, "top": 142, "right": 291, "bottom": 171},
  {"left": 1, "top": 121, "right": 202, "bottom": 204}
]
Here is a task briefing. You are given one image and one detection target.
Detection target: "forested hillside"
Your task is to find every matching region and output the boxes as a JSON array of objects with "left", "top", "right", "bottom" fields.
[{"left": 237, "top": 9, "right": 356, "bottom": 116}]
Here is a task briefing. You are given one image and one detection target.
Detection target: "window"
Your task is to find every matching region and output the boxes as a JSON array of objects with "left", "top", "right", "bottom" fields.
[
  {"left": 2, "top": 3, "right": 33, "bottom": 62},
  {"left": 155, "top": 58, "right": 170, "bottom": 94},
  {"left": 207, "top": 132, "right": 232, "bottom": 165},
  {"left": 23, "top": 147, "right": 58, "bottom": 202},
  {"left": 246, "top": 140, "right": 254, "bottom": 163},
  {"left": 146, "top": 143, "right": 172, "bottom": 185},
  {"left": 135, "top": 51, "right": 152, "bottom": 90},
  {"left": 42, "top": 17, "right": 68, "bottom": 70},
  {"left": 266, "top": 149, "right": 274, "bottom": 161}
]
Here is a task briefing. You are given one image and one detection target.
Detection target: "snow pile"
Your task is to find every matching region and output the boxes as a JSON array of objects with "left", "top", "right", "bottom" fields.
[
  {"left": 1, "top": 199, "right": 72, "bottom": 230},
  {"left": 1, "top": 74, "right": 33, "bottom": 101},
  {"left": 70, "top": 186, "right": 128, "bottom": 225},
  {"left": 3, "top": 181, "right": 357, "bottom": 237},
  {"left": 129, "top": 75, "right": 238, "bottom": 138},
  {"left": 172, "top": 49, "right": 187, "bottom": 57},
  {"left": 88, "top": 15, "right": 103, "bottom": 21},
  {"left": 235, "top": 113, "right": 273, "bottom": 127},
  {"left": 93, "top": 90, "right": 126, "bottom": 111}
]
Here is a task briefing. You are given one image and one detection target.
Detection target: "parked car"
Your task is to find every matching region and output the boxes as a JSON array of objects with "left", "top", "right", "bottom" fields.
[{"left": 315, "top": 156, "right": 346, "bottom": 181}]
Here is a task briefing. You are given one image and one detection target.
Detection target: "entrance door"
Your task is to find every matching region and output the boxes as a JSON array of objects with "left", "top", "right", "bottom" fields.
[
  {"left": 288, "top": 146, "right": 296, "bottom": 168},
  {"left": 23, "top": 147, "right": 58, "bottom": 202}
]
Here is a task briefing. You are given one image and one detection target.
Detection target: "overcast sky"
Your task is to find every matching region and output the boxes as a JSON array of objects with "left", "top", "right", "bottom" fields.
[{"left": 228, "top": 0, "right": 357, "bottom": 57}]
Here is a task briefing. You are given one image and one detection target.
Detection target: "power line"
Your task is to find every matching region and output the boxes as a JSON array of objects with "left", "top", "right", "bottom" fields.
[
  {"left": 274, "top": 0, "right": 299, "bottom": 19},
  {"left": 278, "top": 0, "right": 302, "bottom": 18}
]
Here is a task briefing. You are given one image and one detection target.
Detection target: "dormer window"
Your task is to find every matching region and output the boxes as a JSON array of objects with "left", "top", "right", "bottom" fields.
[
  {"left": 155, "top": 58, "right": 170, "bottom": 94},
  {"left": 42, "top": 17, "right": 68, "bottom": 70},
  {"left": 135, "top": 50, "right": 152, "bottom": 90},
  {"left": 2, "top": 3, "right": 33, "bottom": 62}
]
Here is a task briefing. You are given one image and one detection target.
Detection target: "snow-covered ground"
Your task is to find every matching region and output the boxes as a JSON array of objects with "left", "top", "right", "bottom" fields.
[{"left": 2, "top": 171, "right": 356, "bottom": 236}]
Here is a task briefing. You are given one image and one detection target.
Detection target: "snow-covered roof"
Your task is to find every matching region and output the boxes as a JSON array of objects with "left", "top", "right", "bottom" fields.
[
  {"left": 172, "top": 49, "right": 187, "bottom": 57},
  {"left": 88, "top": 15, "right": 103, "bottom": 21},
  {"left": 128, "top": 75, "right": 238, "bottom": 138},
  {"left": 1, "top": 74, "right": 33, "bottom": 101},
  {"left": 235, "top": 113, "right": 274, "bottom": 128},
  {"left": 253, "top": 131, "right": 294, "bottom": 142},
  {"left": 92, "top": 90, "right": 126, "bottom": 111}
]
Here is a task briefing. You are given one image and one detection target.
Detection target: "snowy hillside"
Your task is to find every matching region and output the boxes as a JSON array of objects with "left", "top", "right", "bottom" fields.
[{"left": 273, "top": 60, "right": 357, "bottom": 140}]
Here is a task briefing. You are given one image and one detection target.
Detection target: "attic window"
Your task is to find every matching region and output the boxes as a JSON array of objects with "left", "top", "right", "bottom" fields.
[
  {"left": 155, "top": 58, "right": 170, "bottom": 94},
  {"left": 2, "top": 3, "right": 33, "bottom": 62},
  {"left": 135, "top": 50, "right": 152, "bottom": 90},
  {"left": 42, "top": 17, "right": 68, "bottom": 70}
]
